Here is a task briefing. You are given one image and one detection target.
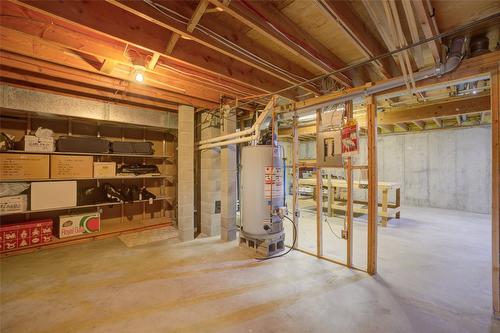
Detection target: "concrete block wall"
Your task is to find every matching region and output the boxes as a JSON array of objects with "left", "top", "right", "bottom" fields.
[
  {"left": 298, "top": 127, "right": 492, "bottom": 213},
  {"left": 177, "top": 105, "right": 195, "bottom": 241},
  {"left": 220, "top": 108, "right": 237, "bottom": 241},
  {"left": 200, "top": 113, "right": 221, "bottom": 236}
]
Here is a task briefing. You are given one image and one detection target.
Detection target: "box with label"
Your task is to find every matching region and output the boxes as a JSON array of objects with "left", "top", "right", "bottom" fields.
[
  {"left": 0, "top": 219, "right": 53, "bottom": 252},
  {"left": 30, "top": 181, "right": 77, "bottom": 210},
  {"left": 50, "top": 155, "right": 93, "bottom": 179},
  {"left": 16, "top": 135, "right": 55, "bottom": 152},
  {"left": 93, "top": 162, "right": 116, "bottom": 178},
  {"left": 0, "top": 153, "right": 50, "bottom": 180},
  {"left": 0, "top": 195, "right": 28, "bottom": 214},
  {"left": 57, "top": 213, "right": 100, "bottom": 238}
]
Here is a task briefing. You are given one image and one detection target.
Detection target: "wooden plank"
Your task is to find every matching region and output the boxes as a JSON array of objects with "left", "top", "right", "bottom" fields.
[
  {"left": 13, "top": 0, "right": 296, "bottom": 98},
  {"left": 412, "top": 0, "right": 441, "bottom": 63},
  {"left": 292, "top": 111, "right": 300, "bottom": 249},
  {"left": 367, "top": 94, "right": 378, "bottom": 275},
  {"left": 316, "top": 109, "right": 323, "bottom": 257},
  {"left": 316, "top": 0, "right": 398, "bottom": 78},
  {"left": 491, "top": 64, "right": 500, "bottom": 318},
  {"left": 103, "top": 0, "right": 310, "bottom": 97},
  {"left": 165, "top": 0, "right": 209, "bottom": 55},
  {"left": 207, "top": 0, "right": 352, "bottom": 87},
  {"left": 0, "top": 51, "right": 218, "bottom": 109},
  {"left": 401, "top": 0, "right": 425, "bottom": 67}
]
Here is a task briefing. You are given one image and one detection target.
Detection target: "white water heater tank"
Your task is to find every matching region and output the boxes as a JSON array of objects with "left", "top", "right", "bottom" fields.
[{"left": 240, "top": 145, "right": 284, "bottom": 237}]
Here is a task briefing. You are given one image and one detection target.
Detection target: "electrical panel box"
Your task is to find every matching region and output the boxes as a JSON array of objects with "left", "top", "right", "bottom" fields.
[{"left": 316, "top": 130, "right": 342, "bottom": 167}]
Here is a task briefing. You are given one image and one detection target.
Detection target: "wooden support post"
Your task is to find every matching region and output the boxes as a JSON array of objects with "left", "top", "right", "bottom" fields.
[
  {"left": 327, "top": 172, "right": 332, "bottom": 217},
  {"left": 345, "top": 100, "right": 354, "bottom": 267},
  {"left": 316, "top": 108, "right": 323, "bottom": 257},
  {"left": 491, "top": 64, "right": 500, "bottom": 318},
  {"left": 367, "top": 95, "right": 378, "bottom": 275},
  {"left": 292, "top": 111, "right": 300, "bottom": 249}
]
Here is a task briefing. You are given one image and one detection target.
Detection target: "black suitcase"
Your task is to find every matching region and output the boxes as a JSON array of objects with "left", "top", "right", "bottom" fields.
[
  {"left": 110, "top": 141, "right": 154, "bottom": 155},
  {"left": 57, "top": 136, "right": 110, "bottom": 153}
]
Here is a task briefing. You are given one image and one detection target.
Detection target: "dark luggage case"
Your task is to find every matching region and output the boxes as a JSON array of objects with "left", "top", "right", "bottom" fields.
[
  {"left": 110, "top": 141, "right": 154, "bottom": 155},
  {"left": 56, "top": 136, "right": 110, "bottom": 153}
]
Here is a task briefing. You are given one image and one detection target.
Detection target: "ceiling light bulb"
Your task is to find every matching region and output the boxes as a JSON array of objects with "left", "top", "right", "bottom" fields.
[
  {"left": 472, "top": 89, "right": 477, "bottom": 94},
  {"left": 133, "top": 67, "right": 145, "bottom": 83}
]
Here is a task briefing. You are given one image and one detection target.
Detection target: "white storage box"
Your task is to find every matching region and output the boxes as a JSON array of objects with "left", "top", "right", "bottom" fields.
[
  {"left": 0, "top": 195, "right": 28, "bottom": 214},
  {"left": 17, "top": 135, "right": 55, "bottom": 152},
  {"left": 30, "top": 181, "right": 77, "bottom": 210},
  {"left": 57, "top": 212, "right": 100, "bottom": 238}
]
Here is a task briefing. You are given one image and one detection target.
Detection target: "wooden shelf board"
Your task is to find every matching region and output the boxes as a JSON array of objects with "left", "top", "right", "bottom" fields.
[
  {"left": 1, "top": 175, "right": 174, "bottom": 183},
  {"left": 3, "top": 150, "right": 175, "bottom": 159},
  {"left": 0, "top": 196, "right": 175, "bottom": 216},
  {"left": 1, "top": 217, "right": 177, "bottom": 257},
  {"left": 331, "top": 202, "right": 400, "bottom": 218}
]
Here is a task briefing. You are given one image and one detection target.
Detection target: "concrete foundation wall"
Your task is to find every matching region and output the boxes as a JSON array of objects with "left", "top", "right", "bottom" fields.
[{"left": 298, "top": 127, "right": 492, "bottom": 213}]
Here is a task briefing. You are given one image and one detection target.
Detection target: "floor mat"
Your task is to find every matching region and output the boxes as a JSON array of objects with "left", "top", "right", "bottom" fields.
[{"left": 118, "top": 226, "right": 179, "bottom": 247}]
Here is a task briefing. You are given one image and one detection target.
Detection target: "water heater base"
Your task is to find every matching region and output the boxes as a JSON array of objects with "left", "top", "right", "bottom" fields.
[{"left": 239, "top": 231, "right": 285, "bottom": 257}]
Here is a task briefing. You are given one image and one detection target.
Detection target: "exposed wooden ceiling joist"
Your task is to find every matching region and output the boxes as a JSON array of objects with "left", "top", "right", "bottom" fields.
[
  {"left": 412, "top": 0, "right": 441, "bottom": 64},
  {"left": 103, "top": 0, "right": 312, "bottom": 97},
  {"left": 12, "top": 0, "right": 298, "bottom": 99},
  {"left": 315, "top": 0, "right": 399, "bottom": 79},
  {"left": 207, "top": 0, "right": 353, "bottom": 88}
]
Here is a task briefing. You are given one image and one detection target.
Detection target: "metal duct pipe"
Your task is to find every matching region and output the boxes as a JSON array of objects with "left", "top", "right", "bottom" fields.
[{"left": 295, "top": 36, "right": 466, "bottom": 113}]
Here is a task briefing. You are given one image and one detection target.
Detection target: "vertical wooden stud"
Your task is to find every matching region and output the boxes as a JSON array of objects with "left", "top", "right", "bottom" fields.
[
  {"left": 345, "top": 100, "right": 354, "bottom": 267},
  {"left": 367, "top": 95, "right": 378, "bottom": 275},
  {"left": 491, "top": 65, "right": 500, "bottom": 317},
  {"left": 316, "top": 108, "right": 323, "bottom": 257},
  {"left": 292, "top": 111, "right": 299, "bottom": 248}
]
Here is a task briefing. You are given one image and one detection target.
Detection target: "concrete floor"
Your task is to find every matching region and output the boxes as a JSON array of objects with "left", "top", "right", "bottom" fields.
[{"left": 1, "top": 206, "right": 499, "bottom": 333}]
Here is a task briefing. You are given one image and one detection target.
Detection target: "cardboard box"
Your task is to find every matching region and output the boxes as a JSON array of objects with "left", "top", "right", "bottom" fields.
[
  {"left": 93, "top": 162, "right": 116, "bottom": 178},
  {"left": 57, "top": 213, "right": 100, "bottom": 238},
  {"left": 0, "top": 219, "right": 53, "bottom": 252},
  {"left": 0, "top": 195, "right": 28, "bottom": 214},
  {"left": 0, "top": 153, "right": 50, "bottom": 180},
  {"left": 31, "top": 181, "right": 77, "bottom": 210},
  {"left": 16, "top": 135, "right": 55, "bottom": 152},
  {"left": 50, "top": 155, "right": 93, "bottom": 179}
]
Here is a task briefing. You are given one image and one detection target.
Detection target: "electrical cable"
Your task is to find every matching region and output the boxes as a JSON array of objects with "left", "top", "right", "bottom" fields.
[{"left": 255, "top": 214, "right": 297, "bottom": 261}]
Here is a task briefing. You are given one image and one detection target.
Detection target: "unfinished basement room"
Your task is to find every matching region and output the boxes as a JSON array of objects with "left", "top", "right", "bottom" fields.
[{"left": 0, "top": 1, "right": 499, "bottom": 332}]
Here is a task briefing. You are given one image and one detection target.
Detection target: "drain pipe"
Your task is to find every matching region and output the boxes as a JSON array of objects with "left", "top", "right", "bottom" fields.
[{"left": 198, "top": 98, "right": 274, "bottom": 150}]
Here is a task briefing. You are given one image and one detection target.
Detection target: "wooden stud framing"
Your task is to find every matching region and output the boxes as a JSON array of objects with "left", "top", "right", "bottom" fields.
[
  {"left": 366, "top": 94, "right": 378, "bottom": 275},
  {"left": 292, "top": 111, "right": 300, "bottom": 249},
  {"left": 413, "top": 120, "right": 425, "bottom": 130},
  {"left": 432, "top": 117, "right": 443, "bottom": 128},
  {"left": 316, "top": 108, "right": 323, "bottom": 257},
  {"left": 491, "top": 64, "right": 500, "bottom": 318},
  {"left": 345, "top": 100, "right": 354, "bottom": 267}
]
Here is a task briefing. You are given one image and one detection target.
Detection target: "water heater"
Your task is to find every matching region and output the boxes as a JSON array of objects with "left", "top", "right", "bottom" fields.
[{"left": 240, "top": 144, "right": 285, "bottom": 256}]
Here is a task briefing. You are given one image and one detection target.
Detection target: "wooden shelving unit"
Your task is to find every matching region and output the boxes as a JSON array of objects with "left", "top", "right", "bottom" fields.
[{"left": 0, "top": 109, "right": 178, "bottom": 256}]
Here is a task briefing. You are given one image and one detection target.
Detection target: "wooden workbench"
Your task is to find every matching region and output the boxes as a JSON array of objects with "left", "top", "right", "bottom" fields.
[{"left": 298, "top": 178, "right": 401, "bottom": 226}]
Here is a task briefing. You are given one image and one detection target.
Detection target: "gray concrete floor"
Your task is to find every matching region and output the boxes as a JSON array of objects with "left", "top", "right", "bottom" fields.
[{"left": 1, "top": 206, "right": 499, "bottom": 333}]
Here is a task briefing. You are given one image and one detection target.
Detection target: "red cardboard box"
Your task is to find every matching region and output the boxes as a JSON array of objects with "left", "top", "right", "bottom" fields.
[{"left": 0, "top": 219, "right": 53, "bottom": 252}]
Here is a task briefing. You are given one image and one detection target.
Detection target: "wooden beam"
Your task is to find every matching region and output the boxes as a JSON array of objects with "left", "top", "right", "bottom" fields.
[
  {"left": 491, "top": 61, "right": 500, "bottom": 319},
  {"left": 412, "top": 0, "right": 441, "bottom": 64},
  {"left": 147, "top": 52, "right": 161, "bottom": 70},
  {"left": 103, "top": 0, "right": 311, "bottom": 96},
  {"left": 432, "top": 117, "right": 443, "bottom": 128},
  {"left": 367, "top": 94, "right": 378, "bottom": 275},
  {"left": 412, "top": 120, "right": 425, "bottom": 130},
  {"left": 100, "top": 59, "right": 116, "bottom": 74},
  {"left": 207, "top": 0, "right": 353, "bottom": 87},
  {"left": 13, "top": 0, "right": 297, "bottom": 97},
  {"left": 401, "top": 0, "right": 425, "bottom": 67},
  {"left": 0, "top": 51, "right": 219, "bottom": 109},
  {"left": 315, "top": 108, "right": 323, "bottom": 257},
  {"left": 316, "top": 0, "right": 398, "bottom": 79}
]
